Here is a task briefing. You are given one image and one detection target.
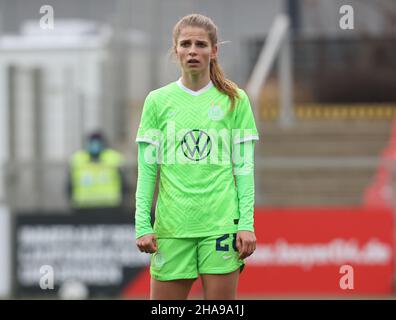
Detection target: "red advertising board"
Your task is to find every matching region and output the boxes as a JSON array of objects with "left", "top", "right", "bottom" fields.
[
  {"left": 123, "top": 207, "right": 394, "bottom": 297},
  {"left": 239, "top": 207, "right": 394, "bottom": 296}
]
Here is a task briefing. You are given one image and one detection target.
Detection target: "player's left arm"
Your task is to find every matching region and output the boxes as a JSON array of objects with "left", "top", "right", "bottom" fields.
[{"left": 233, "top": 140, "right": 257, "bottom": 259}]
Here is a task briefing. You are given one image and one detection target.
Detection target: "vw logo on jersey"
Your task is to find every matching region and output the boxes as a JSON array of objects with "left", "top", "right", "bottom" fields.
[
  {"left": 208, "top": 104, "right": 224, "bottom": 121},
  {"left": 181, "top": 129, "right": 212, "bottom": 161}
]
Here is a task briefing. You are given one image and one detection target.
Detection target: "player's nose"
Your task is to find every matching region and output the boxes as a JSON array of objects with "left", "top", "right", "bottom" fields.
[{"left": 188, "top": 45, "right": 198, "bottom": 55}]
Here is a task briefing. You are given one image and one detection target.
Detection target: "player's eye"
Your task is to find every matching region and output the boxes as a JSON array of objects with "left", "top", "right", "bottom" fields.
[
  {"left": 180, "top": 41, "right": 190, "bottom": 47},
  {"left": 196, "top": 42, "right": 207, "bottom": 47}
]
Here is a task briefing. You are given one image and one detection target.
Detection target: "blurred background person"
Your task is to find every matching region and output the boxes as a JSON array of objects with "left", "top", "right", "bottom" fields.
[{"left": 66, "top": 131, "right": 128, "bottom": 211}]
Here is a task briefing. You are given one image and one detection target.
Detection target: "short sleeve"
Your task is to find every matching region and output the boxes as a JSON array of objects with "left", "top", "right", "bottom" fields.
[
  {"left": 135, "top": 92, "right": 161, "bottom": 146},
  {"left": 232, "top": 89, "right": 260, "bottom": 144}
]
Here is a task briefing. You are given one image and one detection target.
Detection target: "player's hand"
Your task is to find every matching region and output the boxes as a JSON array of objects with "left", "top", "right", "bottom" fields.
[
  {"left": 136, "top": 233, "right": 158, "bottom": 253},
  {"left": 236, "top": 231, "right": 256, "bottom": 259}
]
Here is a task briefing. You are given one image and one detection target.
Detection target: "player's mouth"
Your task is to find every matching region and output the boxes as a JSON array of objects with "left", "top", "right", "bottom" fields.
[{"left": 187, "top": 58, "right": 200, "bottom": 65}]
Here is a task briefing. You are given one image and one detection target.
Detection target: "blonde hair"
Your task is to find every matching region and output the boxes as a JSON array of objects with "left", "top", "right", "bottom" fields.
[{"left": 172, "top": 14, "right": 239, "bottom": 111}]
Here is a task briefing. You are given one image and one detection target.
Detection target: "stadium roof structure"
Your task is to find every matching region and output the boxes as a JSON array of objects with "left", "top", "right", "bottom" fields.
[{"left": 0, "top": 19, "right": 148, "bottom": 52}]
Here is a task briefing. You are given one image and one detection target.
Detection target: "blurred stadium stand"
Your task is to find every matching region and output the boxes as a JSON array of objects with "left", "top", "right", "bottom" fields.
[{"left": 256, "top": 120, "right": 392, "bottom": 206}]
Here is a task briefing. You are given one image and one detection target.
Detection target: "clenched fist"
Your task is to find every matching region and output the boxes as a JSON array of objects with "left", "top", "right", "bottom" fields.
[
  {"left": 236, "top": 230, "right": 256, "bottom": 259},
  {"left": 136, "top": 233, "right": 158, "bottom": 253}
]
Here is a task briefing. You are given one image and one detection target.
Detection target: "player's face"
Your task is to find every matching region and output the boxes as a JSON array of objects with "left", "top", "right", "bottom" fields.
[{"left": 175, "top": 26, "right": 217, "bottom": 75}]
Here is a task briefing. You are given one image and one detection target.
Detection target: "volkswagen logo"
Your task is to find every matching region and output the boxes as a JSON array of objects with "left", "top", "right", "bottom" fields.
[{"left": 181, "top": 129, "right": 212, "bottom": 161}]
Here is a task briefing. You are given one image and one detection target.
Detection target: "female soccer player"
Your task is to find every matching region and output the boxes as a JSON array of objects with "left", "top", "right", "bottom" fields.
[{"left": 135, "top": 13, "right": 259, "bottom": 300}]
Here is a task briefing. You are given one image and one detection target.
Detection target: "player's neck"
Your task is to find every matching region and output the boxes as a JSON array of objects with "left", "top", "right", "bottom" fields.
[{"left": 180, "top": 72, "right": 211, "bottom": 92}]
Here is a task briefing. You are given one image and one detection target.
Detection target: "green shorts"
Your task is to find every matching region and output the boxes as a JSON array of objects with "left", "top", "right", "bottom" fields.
[{"left": 150, "top": 233, "right": 245, "bottom": 281}]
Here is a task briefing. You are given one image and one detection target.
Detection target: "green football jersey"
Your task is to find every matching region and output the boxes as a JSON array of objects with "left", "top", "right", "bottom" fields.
[{"left": 136, "top": 79, "right": 259, "bottom": 238}]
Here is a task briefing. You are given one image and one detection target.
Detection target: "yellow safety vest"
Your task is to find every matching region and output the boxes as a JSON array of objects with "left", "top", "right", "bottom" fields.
[{"left": 71, "top": 149, "right": 124, "bottom": 208}]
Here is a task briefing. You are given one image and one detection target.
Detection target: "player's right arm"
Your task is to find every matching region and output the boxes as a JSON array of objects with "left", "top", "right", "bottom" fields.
[
  {"left": 135, "top": 92, "right": 160, "bottom": 253},
  {"left": 135, "top": 141, "right": 158, "bottom": 253}
]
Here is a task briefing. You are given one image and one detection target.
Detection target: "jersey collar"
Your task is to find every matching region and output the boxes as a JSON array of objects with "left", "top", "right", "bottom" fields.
[{"left": 176, "top": 78, "right": 214, "bottom": 96}]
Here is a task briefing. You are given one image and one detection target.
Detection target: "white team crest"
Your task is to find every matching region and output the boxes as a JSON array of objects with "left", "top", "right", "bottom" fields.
[
  {"left": 153, "top": 252, "right": 165, "bottom": 269},
  {"left": 166, "top": 108, "right": 176, "bottom": 118},
  {"left": 208, "top": 104, "right": 224, "bottom": 121}
]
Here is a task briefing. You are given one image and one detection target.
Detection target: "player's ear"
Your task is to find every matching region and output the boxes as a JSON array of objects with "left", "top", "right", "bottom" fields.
[
  {"left": 172, "top": 46, "right": 180, "bottom": 62},
  {"left": 173, "top": 44, "right": 179, "bottom": 55}
]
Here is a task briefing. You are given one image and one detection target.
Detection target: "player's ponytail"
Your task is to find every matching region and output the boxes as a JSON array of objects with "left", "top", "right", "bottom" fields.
[
  {"left": 173, "top": 14, "right": 240, "bottom": 112},
  {"left": 209, "top": 58, "right": 239, "bottom": 112}
]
